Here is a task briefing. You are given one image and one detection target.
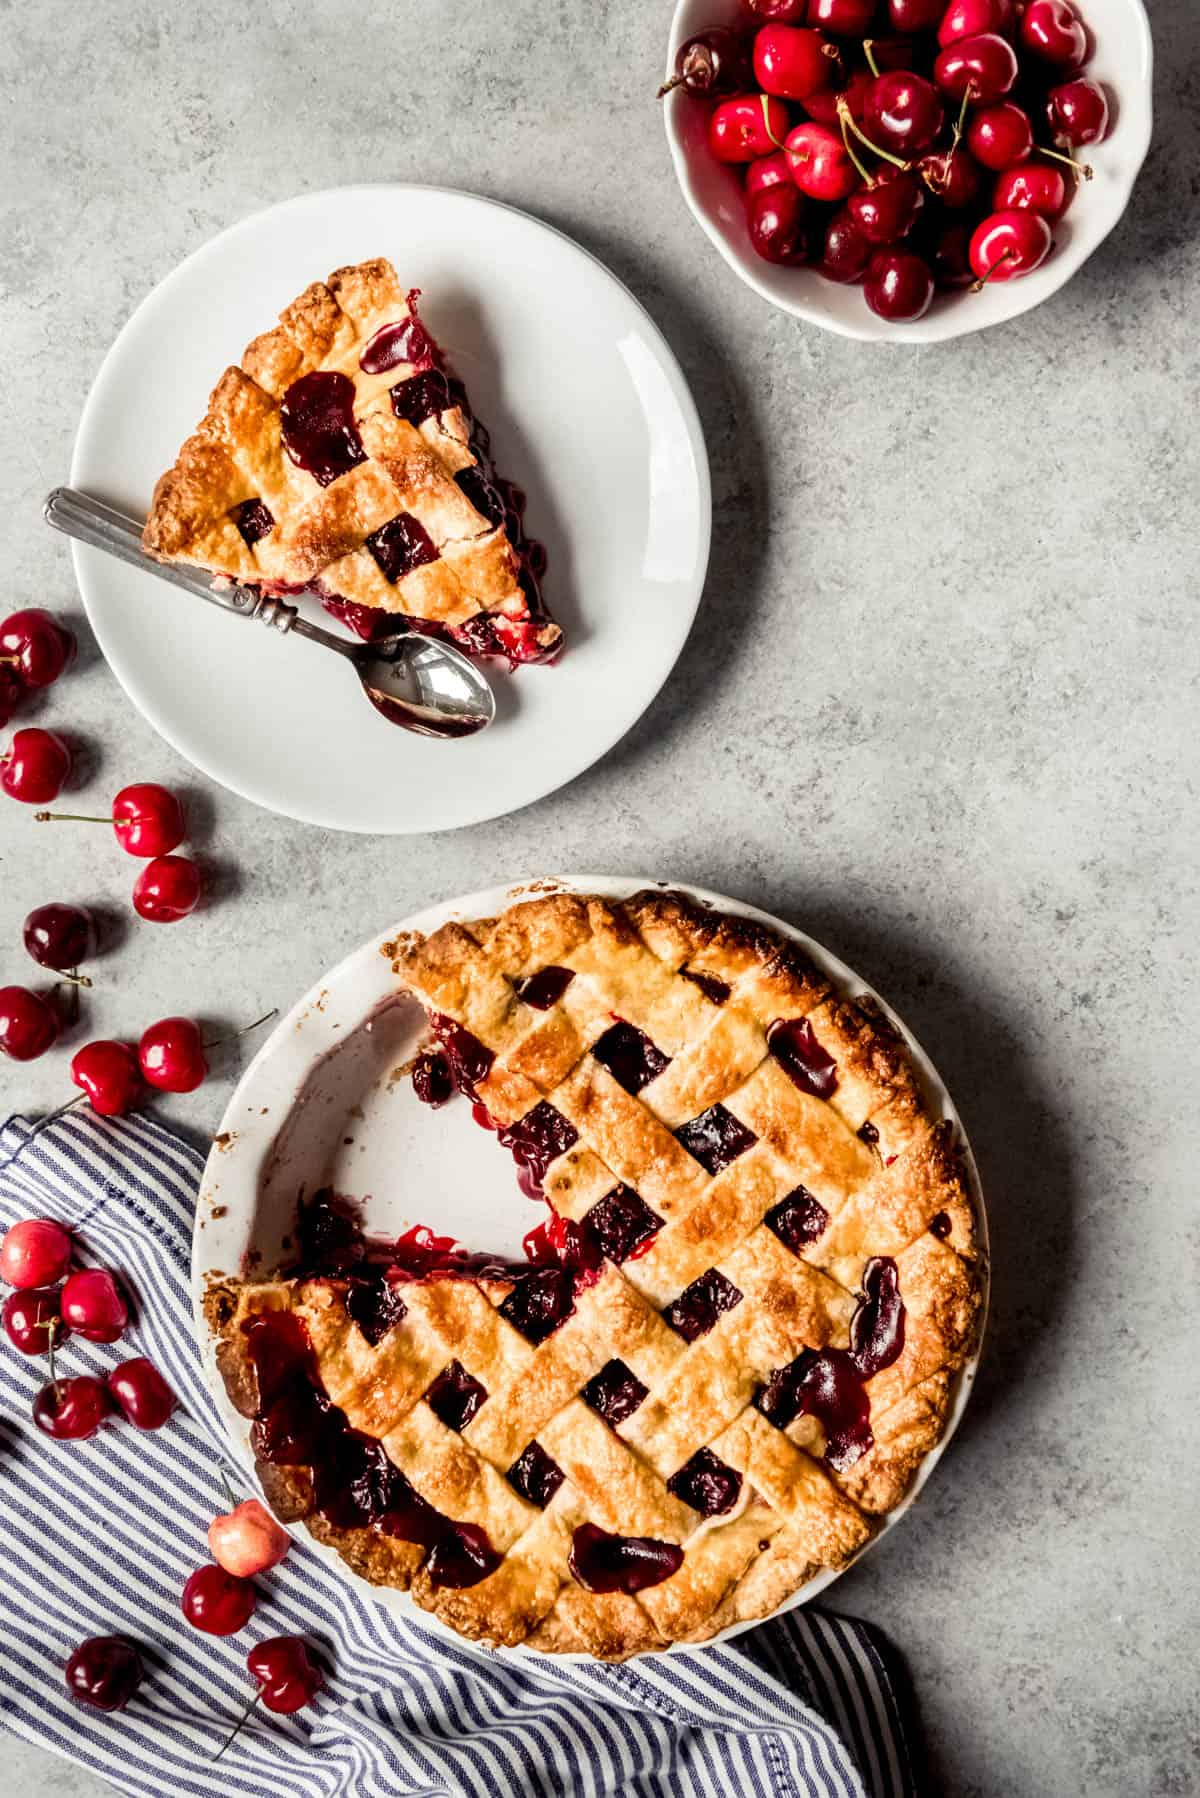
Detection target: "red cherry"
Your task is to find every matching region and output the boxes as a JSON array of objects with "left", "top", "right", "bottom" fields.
[
  {"left": 132, "top": 854, "right": 202, "bottom": 923},
  {"left": 1, "top": 728, "right": 71, "bottom": 804},
  {"left": 71, "top": 1040, "right": 144, "bottom": 1117},
  {"left": 0, "top": 986, "right": 59, "bottom": 1062},
  {"left": 993, "top": 160, "right": 1070, "bottom": 217},
  {"left": 113, "top": 783, "right": 187, "bottom": 855},
  {"left": 247, "top": 1636, "right": 325, "bottom": 1714},
  {"left": 208, "top": 1499, "right": 291, "bottom": 1579},
  {"left": 819, "top": 207, "right": 873, "bottom": 282},
  {"left": 969, "top": 208, "right": 1053, "bottom": 282},
  {"left": 1046, "top": 77, "right": 1109, "bottom": 146},
  {"left": 966, "top": 101, "right": 1033, "bottom": 170},
  {"left": 1020, "top": 0, "right": 1086, "bottom": 65},
  {"left": 937, "top": 0, "right": 1013, "bottom": 45},
  {"left": 24, "top": 903, "right": 94, "bottom": 977},
  {"left": 746, "top": 183, "right": 810, "bottom": 265},
  {"left": 864, "top": 70, "right": 944, "bottom": 155},
  {"left": 864, "top": 248, "right": 935, "bottom": 321},
  {"left": 888, "top": 0, "right": 944, "bottom": 27},
  {"left": 107, "top": 1357, "right": 175, "bottom": 1429},
  {"left": 848, "top": 167, "right": 926, "bottom": 245},
  {"left": 34, "top": 1373, "right": 113, "bottom": 1440},
  {"left": 745, "top": 0, "right": 807, "bottom": 17},
  {"left": 804, "top": 65, "right": 872, "bottom": 126},
  {"left": 0, "top": 1217, "right": 72, "bottom": 1287},
  {"left": 0, "top": 609, "right": 76, "bottom": 689},
  {"left": 745, "top": 151, "right": 794, "bottom": 196},
  {"left": 785, "top": 121, "right": 860, "bottom": 201},
  {"left": 930, "top": 220, "right": 976, "bottom": 288},
  {"left": 181, "top": 1565, "right": 256, "bottom": 1636},
  {"left": 658, "top": 28, "right": 753, "bottom": 99},
  {"left": 933, "top": 33, "right": 1018, "bottom": 102},
  {"left": 917, "top": 145, "right": 982, "bottom": 207},
  {"left": 807, "top": 0, "right": 875, "bottom": 33},
  {"left": 0, "top": 665, "right": 24, "bottom": 728},
  {"left": 65, "top": 1636, "right": 144, "bottom": 1712},
  {"left": 3, "top": 1286, "right": 65, "bottom": 1353},
  {"left": 864, "top": 34, "right": 923, "bottom": 70},
  {"left": 753, "top": 25, "right": 832, "bottom": 102},
  {"left": 138, "top": 1016, "right": 208, "bottom": 1093},
  {"left": 709, "top": 95, "right": 792, "bottom": 163},
  {"left": 61, "top": 1267, "right": 129, "bottom": 1342}
]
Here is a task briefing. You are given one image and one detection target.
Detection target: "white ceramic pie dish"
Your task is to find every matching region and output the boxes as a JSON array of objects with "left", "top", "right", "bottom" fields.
[
  {"left": 663, "top": 0, "right": 1153, "bottom": 343},
  {"left": 191, "top": 876, "right": 989, "bottom": 1660}
]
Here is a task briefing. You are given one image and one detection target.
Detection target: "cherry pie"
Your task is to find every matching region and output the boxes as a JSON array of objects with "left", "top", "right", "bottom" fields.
[
  {"left": 207, "top": 889, "right": 984, "bottom": 1660},
  {"left": 143, "top": 258, "right": 561, "bottom": 666}
]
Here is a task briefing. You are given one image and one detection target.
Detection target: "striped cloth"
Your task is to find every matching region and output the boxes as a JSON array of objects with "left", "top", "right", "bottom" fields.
[{"left": 0, "top": 1112, "right": 923, "bottom": 1798}]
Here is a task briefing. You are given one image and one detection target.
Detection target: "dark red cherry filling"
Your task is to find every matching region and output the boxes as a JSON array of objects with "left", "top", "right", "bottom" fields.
[
  {"left": 243, "top": 1310, "right": 318, "bottom": 1407},
  {"left": 360, "top": 314, "right": 435, "bottom": 375},
  {"left": 758, "top": 1348, "right": 873, "bottom": 1471},
  {"left": 662, "top": 1268, "right": 743, "bottom": 1343},
  {"left": 849, "top": 1256, "right": 905, "bottom": 1377},
  {"left": 929, "top": 1210, "right": 952, "bottom": 1239},
  {"left": 516, "top": 966, "right": 575, "bottom": 1010},
  {"left": 582, "top": 1186, "right": 662, "bottom": 1264},
  {"left": 430, "top": 1016, "right": 495, "bottom": 1096},
  {"left": 411, "top": 1049, "right": 453, "bottom": 1108},
  {"left": 455, "top": 466, "right": 507, "bottom": 530},
  {"left": 681, "top": 969, "right": 732, "bottom": 1005},
  {"left": 279, "top": 370, "right": 365, "bottom": 487},
  {"left": 498, "top": 1101, "right": 579, "bottom": 1195},
  {"left": 345, "top": 1273, "right": 407, "bottom": 1346},
  {"left": 253, "top": 1381, "right": 334, "bottom": 1466},
  {"left": 581, "top": 1358, "right": 648, "bottom": 1427},
  {"left": 317, "top": 1433, "right": 412, "bottom": 1529},
  {"left": 366, "top": 512, "right": 439, "bottom": 584},
  {"left": 767, "top": 1018, "right": 839, "bottom": 1100},
  {"left": 667, "top": 1447, "right": 742, "bottom": 1517},
  {"left": 858, "top": 1120, "right": 880, "bottom": 1146},
  {"left": 230, "top": 497, "right": 274, "bottom": 547},
  {"left": 675, "top": 1104, "right": 757, "bottom": 1175},
  {"left": 568, "top": 1523, "right": 683, "bottom": 1595},
  {"left": 295, "top": 1191, "right": 367, "bottom": 1276},
  {"left": 506, "top": 1440, "right": 565, "bottom": 1507},
  {"left": 764, "top": 1186, "right": 829, "bottom": 1254},
  {"left": 426, "top": 1520, "right": 502, "bottom": 1589},
  {"left": 390, "top": 369, "right": 451, "bottom": 426},
  {"left": 320, "top": 595, "right": 392, "bottom": 641},
  {"left": 425, "top": 1360, "right": 488, "bottom": 1432},
  {"left": 592, "top": 1022, "right": 671, "bottom": 1096},
  {"left": 499, "top": 1266, "right": 577, "bottom": 1344}
]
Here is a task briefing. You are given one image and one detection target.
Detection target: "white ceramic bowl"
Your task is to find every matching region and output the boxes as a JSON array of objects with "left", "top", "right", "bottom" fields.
[
  {"left": 663, "top": 0, "right": 1153, "bottom": 342},
  {"left": 192, "top": 876, "right": 989, "bottom": 1660}
]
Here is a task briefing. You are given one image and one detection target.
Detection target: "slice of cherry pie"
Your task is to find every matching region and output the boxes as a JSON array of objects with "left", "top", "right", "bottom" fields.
[
  {"left": 206, "top": 889, "right": 984, "bottom": 1660},
  {"left": 143, "top": 258, "right": 561, "bottom": 666}
]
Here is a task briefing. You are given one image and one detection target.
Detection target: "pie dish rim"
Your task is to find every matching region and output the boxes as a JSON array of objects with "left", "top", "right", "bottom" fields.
[{"left": 191, "top": 875, "right": 990, "bottom": 1661}]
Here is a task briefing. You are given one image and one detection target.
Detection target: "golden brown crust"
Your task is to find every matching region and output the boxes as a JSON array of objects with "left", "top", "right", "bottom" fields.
[{"left": 212, "top": 887, "right": 983, "bottom": 1660}]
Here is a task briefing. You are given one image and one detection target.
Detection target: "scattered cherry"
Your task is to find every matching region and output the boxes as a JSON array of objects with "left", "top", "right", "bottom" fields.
[
  {"left": 0, "top": 609, "right": 75, "bottom": 688},
  {"left": 0, "top": 986, "right": 59, "bottom": 1062},
  {"left": 994, "top": 160, "right": 1069, "bottom": 217},
  {"left": 967, "top": 100, "right": 1033, "bottom": 169},
  {"left": 182, "top": 1564, "right": 256, "bottom": 1635},
  {"left": 209, "top": 1499, "right": 291, "bottom": 1578},
  {"left": 1046, "top": 76, "right": 1108, "bottom": 146},
  {"left": 709, "top": 94, "right": 791, "bottom": 162},
  {"left": 3, "top": 1285, "right": 65, "bottom": 1354},
  {"left": 1020, "top": 0, "right": 1086, "bottom": 66},
  {"left": 747, "top": 183, "right": 809, "bottom": 264},
  {"left": 65, "top": 1635, "right": 144, "bottom": 1712},
  {"left": 61, "top": 1267, "right": 129, "bottom": 1342},
  {"left": 0, "top": 1216, "right": 72, "bottom": 1287},
  {"left": 820, "top": 206, "right": 873, "bottom": 281},
  {"left": 247, "top": 1636, "right": 324, "bottom": 1713},
  {"left": 34, "top": 1371, "right": 113, "bottom": 1440},
  {"left": 36, "top": 780, "right": 186, "bottom": 855},
  {"left": 865, "top": 247, "right": 935, "bottom": 320},
  {"left": 132, "top": 854, "right": 202, "bottom": 923},
  {"left": 786, "top": 121, "right": 860, "bottom": 201},
  {"left": 106, "top": 1356, "right": 176, "bottom": 1429},
  {"left": 864, "top": 70, "right": 944, "bottom": 156},
  {"left": 70, "top": 1040, "right": 144, "bottom": 1117},
  {"left": 1, "top": 728, "right": 71, "bottom": 804},
  {"left": 969, "top": 208, "right": 1053, "bottom": 283},
  {"left": 24, "top": 902, "right": 94, "bottom": 983},
  {"left": 139, "top": 1016, "right": 207, "bottom": 1092},
  {"left": 933, "top": 32, "right": 1019, "bottom": 102},
  {"left": 849, "top": 167, "right": 926, "bottom": 244},
  {"left": 659, "top": 28, "right": 751, "bottom": 99},
  {"left": 753, "top": 25, "right": 833, "bottom": 102},
  {"left": 938, "top": 0, "right": 1013, "bottom": 45}
]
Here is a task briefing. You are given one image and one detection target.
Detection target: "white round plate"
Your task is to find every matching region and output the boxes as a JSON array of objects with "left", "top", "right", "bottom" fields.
[
  {"left": 70, "top": 188, "right": 710, "bottom": 833},
  {"left": 664, "top": 0, "right": 1153, "bottom": 343},
  {"left": 192, "top": 876, "right": 989, "bottom": 1660}
]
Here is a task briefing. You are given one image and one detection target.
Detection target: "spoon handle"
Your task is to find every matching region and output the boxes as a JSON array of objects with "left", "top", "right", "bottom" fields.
[{"left": 43, "top": 487, "right": 299, "bottom": 632}]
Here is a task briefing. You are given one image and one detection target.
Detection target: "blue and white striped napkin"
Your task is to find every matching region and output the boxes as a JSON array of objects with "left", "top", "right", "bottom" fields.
[{"left": 0, "top": 1112, "right": 923, "bottom": 1798}]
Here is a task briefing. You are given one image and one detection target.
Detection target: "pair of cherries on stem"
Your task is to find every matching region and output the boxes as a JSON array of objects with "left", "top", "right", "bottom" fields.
[
  {"left": 37, "top": 781, "right": 201, "bottom": 924},
  {"left": 0, "top": 609, "right": 75, "bottom": 728},
  {"left": 55, "top": 1007, "right": 278, "bottom": 1123},
  {"left": 65, "top": 1630, "right": 322, "bottom": 1734}
]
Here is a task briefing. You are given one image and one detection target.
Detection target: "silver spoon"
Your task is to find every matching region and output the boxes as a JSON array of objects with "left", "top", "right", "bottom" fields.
[{"left": 44, "top": 487, "right": 495, "bottom": 739}]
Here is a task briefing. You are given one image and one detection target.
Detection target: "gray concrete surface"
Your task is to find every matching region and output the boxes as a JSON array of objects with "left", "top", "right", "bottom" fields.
[{"left": 2, "top": 2, "right": 1198, "bottom": 1793}]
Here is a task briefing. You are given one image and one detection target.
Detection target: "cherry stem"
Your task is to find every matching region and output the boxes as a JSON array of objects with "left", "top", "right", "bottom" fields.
[
  {"left": 758, "top": 93, "right": 788, "bottom": 152},
  {"left": 948, "top": 86, "right": 972, "bottom": 156},
  {"left": 1041, "top": 144, "right": 1093, "bottom": 178},
  {"left": 212, "top": 1690, "right": 261, "bottom": 1763},
  {"left": 33, "top": 1092, "right": 88, "bottom": 1136},
  {"left": 837, "top": 100, "right": 874, "bottom": 186},
  {"left": 862, "top": 37, "right": 880, "bottom": 78},
  {"left": 219, "top": 1463, "right": 239, "bottom": 1508},
  {"left": 971, "top": 247, "right": 1016, "bottom": 291},
  {"left": 200, "top": 1009, "right": 279, "bottom": 1053},
  {"left": 56, "top": 969, "right": 93, "bottom": 989},
  {"left": 656, "top": 73, "right": 683, "bottom": 98},
  {"left": 837, "top": 98, "right": 909, "bottom": 170},
  {"left": 33, "top": 811, "right": 113, "bottom": 827},
  {"left": 47, "top": 1326, "right": 61, "bottom": 1404}
]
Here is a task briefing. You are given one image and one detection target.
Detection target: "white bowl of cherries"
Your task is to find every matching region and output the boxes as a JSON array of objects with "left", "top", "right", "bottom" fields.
[{"left": 661, "top": 0, "right": 1152, "bottom": 341}]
